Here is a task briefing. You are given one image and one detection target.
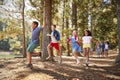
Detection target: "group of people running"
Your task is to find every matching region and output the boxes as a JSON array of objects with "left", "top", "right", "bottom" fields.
[{"left": 26, "top": 20, "right": 109, "bottom": 68}]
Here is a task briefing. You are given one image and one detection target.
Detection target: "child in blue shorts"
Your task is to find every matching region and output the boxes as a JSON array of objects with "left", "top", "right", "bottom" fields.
[{"left": 67, "top": 29, "right": 82, "bottom": 64}]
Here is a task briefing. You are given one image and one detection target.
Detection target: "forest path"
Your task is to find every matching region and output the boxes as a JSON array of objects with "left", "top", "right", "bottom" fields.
[{"left": 0, "top": 50, "right": 120, "bottom": 80}]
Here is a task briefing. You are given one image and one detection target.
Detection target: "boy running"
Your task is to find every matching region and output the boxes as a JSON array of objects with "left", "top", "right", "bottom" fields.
[
  {"left": 26, "top": 20, "right": 45, "bottom": 68},
  {"left": 46, "top": 25, "right": 62, "bottom": 64}
]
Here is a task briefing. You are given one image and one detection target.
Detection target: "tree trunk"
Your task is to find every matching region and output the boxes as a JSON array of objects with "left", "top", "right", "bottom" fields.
[
  {"left": 66, "top": 17, "right": 70, "bottom": 56},
  {"left": 115, "top": 0, "right": 120, "bottom": 64},
  {"left": 22, "top": 0, "right": 26, "bottom": 58},
  {"left": 62, "top": 0, "right": 65, "bottom": 36},
  {"left": 41, "top": 0, "right": 52, "bottom": 61},
  {"left": 72, "top": 1, "right": 77, "bottom": 28}
]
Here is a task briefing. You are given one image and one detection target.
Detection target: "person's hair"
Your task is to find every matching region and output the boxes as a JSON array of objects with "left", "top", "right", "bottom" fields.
[
  {"left": 52, "top": 25, "right": 56, "bottom": 28},
  {"left": 33, "top": 21, "right": 39, "bottom": 27},
  {"left": 106, "top": 41, "right": 109, "bottom": 45},
  {"left": 83, "top": 29, "right": 92, "bottom": 36},
  {"left": 72, "top": 29, "right": 77, "bottom": 32}
]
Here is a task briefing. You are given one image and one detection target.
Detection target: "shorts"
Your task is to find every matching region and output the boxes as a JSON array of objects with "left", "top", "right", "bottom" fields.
[
  {"left": 27, "top": 42, "right": 39, "bottom": 52},
  {"left": 83, "top": 43, "right": 91, "bottom": 48},
  {"left": 49, "top": 42, "right": 60, "bottom": 51},
  {"left": 105, "top": 49, "right": 108, "bottom": 52},
  {"left": 72, "top": 46, "right": 81, "bottom": 53}
]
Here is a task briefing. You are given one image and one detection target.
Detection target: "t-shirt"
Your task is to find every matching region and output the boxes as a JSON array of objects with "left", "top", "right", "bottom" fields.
[
  {"left": 82, "top": 36, "right": 92, "bottom": 44},
  {"left": 31, "top": 27, "right": 42, "bottom": 44},
  {"left": 105, "top": 44, "right": 109, "bottom": 49},
  {"left": 51, "top": 31, "right": 58, "bottom": 43}
]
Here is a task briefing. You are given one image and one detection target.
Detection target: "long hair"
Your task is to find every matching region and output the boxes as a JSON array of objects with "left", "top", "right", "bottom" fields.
[{"left": 83, "top": 30, "right": 92, "bottom": 36}]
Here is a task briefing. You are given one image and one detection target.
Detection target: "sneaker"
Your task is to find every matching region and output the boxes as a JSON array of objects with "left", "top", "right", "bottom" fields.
[
  {"left": 26, "top": 64, "right": 33, "bottom": 68},
  {"left": 58, "top": 59, "right": 62, "bottom": 64},
  {"left": 85, "top": 62, "right": 89, "bottom": 67},
  {"left": 46, "top": 56, "right": 53, "bottom": 61},
  {"left": 76, "top": 59, "right": 80, "bottom": 64}
]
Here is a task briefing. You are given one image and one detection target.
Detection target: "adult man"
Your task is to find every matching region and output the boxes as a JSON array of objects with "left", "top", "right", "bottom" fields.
[{"left": 26, "top": 21, "right": 45, "bottom": 68}]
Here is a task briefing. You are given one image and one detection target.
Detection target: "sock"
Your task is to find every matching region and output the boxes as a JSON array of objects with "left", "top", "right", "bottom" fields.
[{"left": 86, "top": 60, "right": 89, "bottom": 64}]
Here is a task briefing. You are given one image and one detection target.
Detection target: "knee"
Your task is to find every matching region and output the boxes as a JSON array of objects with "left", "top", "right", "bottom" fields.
[{"left": 47, "top": 45, "right": 50, "bottom": 49}]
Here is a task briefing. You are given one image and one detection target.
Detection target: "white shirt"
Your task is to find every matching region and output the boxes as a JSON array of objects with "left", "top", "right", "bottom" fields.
[
  {"left": 105, "top": 44, "right": 109, "bottom": 49},
  {"left": 82, "top": 36, "right": 92, "bottom": 44},
  {"left": 51, "top": 32, "right": 58, "bottom": 43}
]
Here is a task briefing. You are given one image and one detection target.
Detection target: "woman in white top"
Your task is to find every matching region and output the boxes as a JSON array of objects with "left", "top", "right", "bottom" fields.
[{"left": 82, "top": 30, "right": 93, "bottom": 66}]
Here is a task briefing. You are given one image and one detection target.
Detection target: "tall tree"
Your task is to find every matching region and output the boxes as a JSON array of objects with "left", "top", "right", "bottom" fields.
[
  {"left": 22, "top": 0, "right": 26, "bottom": 57},
  {"left": 115, "top": 0, "right": 120, "bottom": 65},
  {"left": 41, "top": 0, "right": 52, "bottom": 61},
  {"left": 72, "top": 0, "right": 77, "bottom": 28}
]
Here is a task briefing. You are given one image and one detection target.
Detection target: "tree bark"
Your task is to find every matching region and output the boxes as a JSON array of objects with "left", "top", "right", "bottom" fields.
[
  {"left": 22, "top": 0, "right": 26, "bottom": 58},
  {"left": 115, "top": 0, "right": 120, "bottom": 64},
  {"left": 72, "top": 0, "right": 77, "bottom": 28},
  {"left": 41, "top": 0, "right": 52, "bottom": 61},
  {"left": 66, "top": 17, "right": 70, "bottom": 56}
]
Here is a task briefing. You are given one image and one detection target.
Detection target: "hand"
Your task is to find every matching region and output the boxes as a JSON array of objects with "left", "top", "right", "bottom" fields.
[{"left": 47, "top": 34, "right": 51, "bottom": 36}]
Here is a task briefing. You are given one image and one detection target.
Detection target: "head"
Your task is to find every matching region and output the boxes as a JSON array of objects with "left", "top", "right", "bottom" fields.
[
  {"left": 51, "top": 25, "right": 56, "bottom": 31},
  {"left": 96, "top": 40, "right": 100, "bottom": 44},
  {"left": 106, "top": 41, "right": 109, "bottom": 45},
  {"left": 32, "top": 21, "right": 39, "bottom": 29},
  {"left": 84, "top": 30, "right": 92, "bottom": 36},
  {"left": 72, "top": 29, "right": 77, "bottom": 36}
]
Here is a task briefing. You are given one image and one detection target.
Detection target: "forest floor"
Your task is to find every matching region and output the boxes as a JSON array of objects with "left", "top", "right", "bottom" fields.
[{"left": 0, "top": 50, "right": 120, "bottom": 80}]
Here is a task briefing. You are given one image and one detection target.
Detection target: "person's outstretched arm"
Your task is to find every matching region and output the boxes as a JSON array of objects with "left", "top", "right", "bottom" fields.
[{"left": 42, "top": 16, "right": 46, "bottom": 28}]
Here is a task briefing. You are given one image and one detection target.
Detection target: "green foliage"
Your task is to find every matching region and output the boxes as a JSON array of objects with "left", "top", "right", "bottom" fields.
[{"left": 0, "top": 0, "right": 118, "bottom": 54}]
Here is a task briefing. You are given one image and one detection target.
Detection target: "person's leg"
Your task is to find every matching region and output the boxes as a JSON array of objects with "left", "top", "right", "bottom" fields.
[
  {"left": 83, "top": 48, "right": 87, "bottom": 57},
  {"left": 107, "top": 50, "right": 108, "bottom": 57},
  {"left": 26, "top": 43, "right": 38, "bottom": 68},
  {"left": 47, "top": 44, "right": 52, "bottom": 57},
  {"left": 86, "top": 48, "right": 90, "bottom": 66},
  {"left": 54, "top": 43, "right": 62, "bottom": 64},
  {"left": 27, "top": 52, "right": 32, "bottom": 64},
  {"left": 86, "top": 48, "right": 90, "bottom": 62},
  {"left": 105, "top": 50, "right": 108, "bottom": 57},
  {"left": 46, "top": 43, "right": 54, "bottom": 61},
  {"left": 73, "top": 50, "right": 80, "bottom": 64},
  {"left": 101, "top": 49, "right": 104, "bottom": 57}
]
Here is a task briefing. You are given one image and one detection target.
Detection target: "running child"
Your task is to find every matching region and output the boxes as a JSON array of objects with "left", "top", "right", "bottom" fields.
[
  {"left": 82, "top": 30, "right": 94, "bottom": 66},
  {"left": 26, "top": 20, "right": 45, "bottom": 68},
  {"left": 67, "top": 29, "right": 82, "bottom": 64},
  {"left": 46, "top": 25, "right": 62, "bottom": 64}
]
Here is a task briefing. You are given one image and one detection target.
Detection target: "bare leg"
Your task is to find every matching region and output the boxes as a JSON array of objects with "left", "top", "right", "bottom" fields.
[
  {"left": 47, "top": 44, "right": 52, "bottom": 57},
  {"left": 27, "top": 52, "right": 32, "bottom": 64},
  {"left": 86, "top": 48, "right": 90, "bottom": 63},
  {"left": 56, "top": 47, "right": 62, "bottom": 64},
  {"left": 73, "top": 50, "right": 80, "bottom": 64},
  {"left": 73, "top": 50, "right": 78, "bottom": 59},
  {"left": 57, "top": 50, "right": 62, "bottom": 59},
  {"left": 83, "top": 48, "right": 87, "bottom": 57}
]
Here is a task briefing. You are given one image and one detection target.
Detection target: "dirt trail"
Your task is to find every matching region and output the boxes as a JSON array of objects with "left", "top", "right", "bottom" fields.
[{"left": 0, "top": 50, "right": 120, "bottom": 80}]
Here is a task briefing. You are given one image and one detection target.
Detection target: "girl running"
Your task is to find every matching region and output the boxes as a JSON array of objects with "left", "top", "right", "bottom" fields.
[
  {"left": 67, "top": 30, "right": 82, "bottom": 64},
  {"left": 82, "top": 30, "right": 93, "bottom": 66}
]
